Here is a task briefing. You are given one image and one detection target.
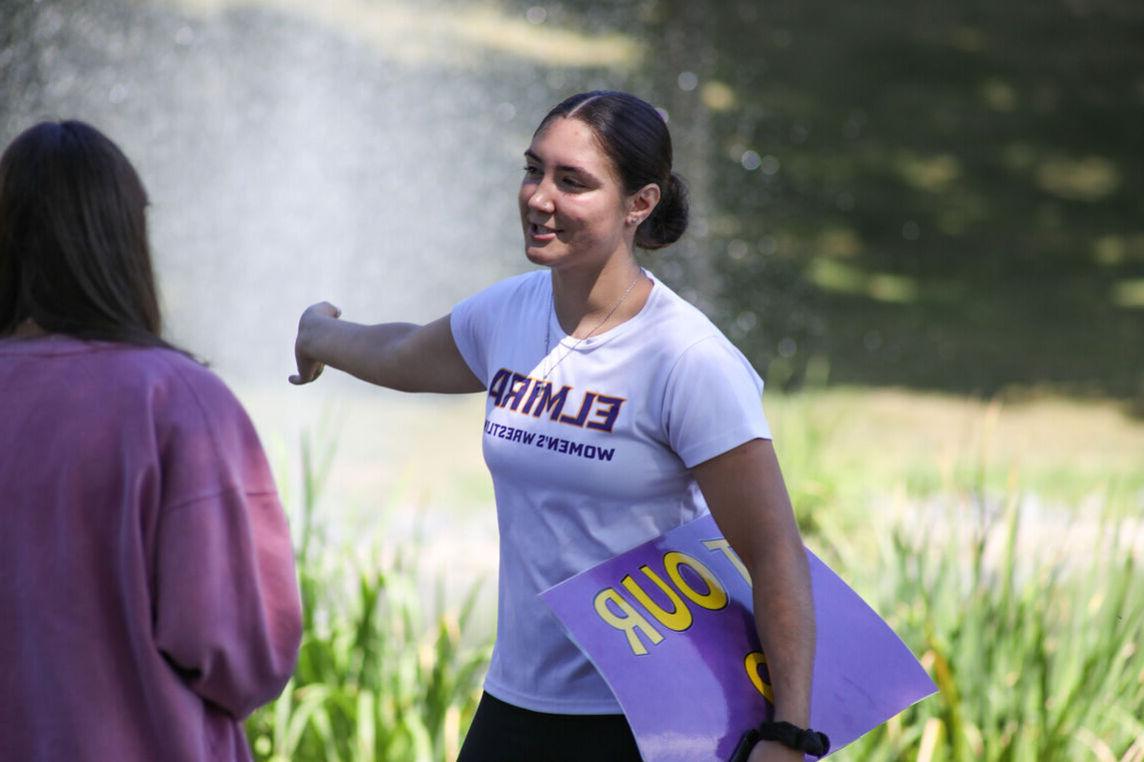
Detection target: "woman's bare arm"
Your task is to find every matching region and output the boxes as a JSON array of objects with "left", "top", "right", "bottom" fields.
[
  {"left": 692, "top": 438, "right": 814, "bottom": 762},
  {"left": 289, "top": 301, "right": 484, "bottom": 394}
]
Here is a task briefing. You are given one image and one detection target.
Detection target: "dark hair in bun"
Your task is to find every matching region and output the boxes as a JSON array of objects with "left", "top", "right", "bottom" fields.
[{"left": 536, "top": 91, "right": 689, "bottom": 250}]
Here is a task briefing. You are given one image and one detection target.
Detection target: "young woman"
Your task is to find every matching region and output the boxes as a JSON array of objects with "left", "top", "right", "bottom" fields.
[
  {"left": 0, "top": 121, "right": 302, "bottom": 762},
  {"left": 291, "top": 91, "right": 817, "bottom": 762}
]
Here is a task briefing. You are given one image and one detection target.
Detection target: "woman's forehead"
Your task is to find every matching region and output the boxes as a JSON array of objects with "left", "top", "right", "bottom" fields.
[{"left": 527, "top": 117, "right": 613, "bottom": 174}]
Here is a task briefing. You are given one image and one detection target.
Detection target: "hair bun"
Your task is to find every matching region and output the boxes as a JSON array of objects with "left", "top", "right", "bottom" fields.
[{"left": 636, "top": 172, "right": 689, "bottom": 250}]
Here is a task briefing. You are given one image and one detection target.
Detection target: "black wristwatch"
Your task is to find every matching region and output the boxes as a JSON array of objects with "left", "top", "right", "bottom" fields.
[{"left": 729, "top": 720, "right": 831, "bottom": 761}]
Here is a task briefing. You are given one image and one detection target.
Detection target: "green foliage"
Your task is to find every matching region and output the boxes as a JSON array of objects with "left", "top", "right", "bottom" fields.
[
  {"left": 778, "top": 389, "right": 1144, "bottom": 759},
  {"left": 767, "top": 389, "right": 1144, "bottom": 515},
  {"left": 823, "top": 489, "right": 1144, "bottom": 761},
  {"left": 251, "top": 421, "right": 1142, "bottom": 761},
  {"left": 246, "top": 434, "right": 492, "bottom": 762}
]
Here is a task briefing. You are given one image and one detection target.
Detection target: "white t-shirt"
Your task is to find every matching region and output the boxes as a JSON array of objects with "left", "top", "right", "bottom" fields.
[{"left": 450, "top": 268, "right": 771, "bottom": 714}]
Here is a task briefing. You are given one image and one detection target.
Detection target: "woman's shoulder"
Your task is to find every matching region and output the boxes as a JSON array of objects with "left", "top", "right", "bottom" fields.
[
  {"left": 639, "top": 275, "right": 761, "bottom": 378},
  {"left": 64, "top": 341, "right": 247, "bottom": 421},
  {"left": 116, "top": 347, "right": 275, "bottom": 504},
  {"left": 643, "top": 275, "right": 725, "bottom": 349},
  {"left": 1, "top": 337, "right": 248, "bottom": 429},
  {"left": 144, "top": 348, "right": 247, "bottom": 416},
  {"left": 1, "top": 335, "right": 206, "bottom": 385},
  {"left": 469, "top": 268, "right": 547, "bottom": 301},
  {"left": 75, "top": 340, "right": 211, "bottom": 385},
  {"left": 452, "top": 269, "right": 547, "bottom": 323}
]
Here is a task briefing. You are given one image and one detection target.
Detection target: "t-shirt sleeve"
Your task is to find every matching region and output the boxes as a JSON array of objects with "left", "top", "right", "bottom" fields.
[
  {"left": 662, "top": 335, "right": 772, "bottom": 468},
  {"left": 152, "top": 366, "right": 302, "bottom": 719},
  {"left": 449, "top": 275, "right": 527, "bottom": 388}
]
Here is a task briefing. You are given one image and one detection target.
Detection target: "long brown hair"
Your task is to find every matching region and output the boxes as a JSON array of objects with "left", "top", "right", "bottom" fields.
[{"left": 0, "top": 120, "right": 175, "bottom": 349}]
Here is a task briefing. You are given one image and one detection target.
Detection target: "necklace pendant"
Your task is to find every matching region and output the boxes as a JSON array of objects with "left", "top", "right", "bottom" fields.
[{"left": 542, "top": 270, "right": 642, "bottom": 381}]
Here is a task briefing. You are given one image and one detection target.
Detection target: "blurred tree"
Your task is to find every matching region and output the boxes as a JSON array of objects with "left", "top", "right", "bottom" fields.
[
  {"left": 536, "top": 0, "right": 1143, "bottom": 400},
  {"left": 694, "top": 0, "right": 1144, "bottom": 399}
]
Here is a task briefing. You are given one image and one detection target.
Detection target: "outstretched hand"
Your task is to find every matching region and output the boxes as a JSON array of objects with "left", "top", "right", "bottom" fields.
[{"left": 289, "top": 301, "right": 341, "bottom": 385}]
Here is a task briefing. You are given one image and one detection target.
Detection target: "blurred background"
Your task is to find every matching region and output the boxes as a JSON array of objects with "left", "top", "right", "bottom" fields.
[
  {"left": 3, "top": 1, "right": 1142, "bottom": 760},
  {"left": 4, "top": 0, "right": 1142, "bottom": 396}
]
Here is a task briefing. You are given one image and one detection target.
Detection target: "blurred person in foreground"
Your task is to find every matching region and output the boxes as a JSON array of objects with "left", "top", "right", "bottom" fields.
[
  {"left": 0, "top": 120, "right": 302, "bottom": 762},
  {"left": 290, "top": 91, "right": 820, "bottom": 762}
]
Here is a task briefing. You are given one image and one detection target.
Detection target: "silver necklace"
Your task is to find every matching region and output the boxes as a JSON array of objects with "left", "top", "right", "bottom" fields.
[{"left": 543, "top": 272, "right": 642, "bottom": 380}]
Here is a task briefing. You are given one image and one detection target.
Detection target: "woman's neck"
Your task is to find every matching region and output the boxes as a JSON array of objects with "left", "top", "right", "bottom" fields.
[{"left": 550, "top": 255, "right": 651, "bottom": 338}]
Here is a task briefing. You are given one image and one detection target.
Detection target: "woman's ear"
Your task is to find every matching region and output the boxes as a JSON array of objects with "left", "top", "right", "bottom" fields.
[{"left": 626, "top": 183, "right": 662, "bottom": 226}]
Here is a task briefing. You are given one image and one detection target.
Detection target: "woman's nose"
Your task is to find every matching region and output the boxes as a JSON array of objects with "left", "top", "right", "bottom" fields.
[{"left": 526, "top": 182, "right": 556, "bottom": 214}]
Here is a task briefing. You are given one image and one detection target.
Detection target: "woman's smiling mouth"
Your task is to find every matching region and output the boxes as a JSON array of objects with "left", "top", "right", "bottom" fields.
[{"left": 528, "top": 223, "right": 560, "bottom": 241}]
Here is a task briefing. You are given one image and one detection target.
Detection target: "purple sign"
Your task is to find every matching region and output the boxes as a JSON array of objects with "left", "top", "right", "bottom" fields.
[{"left": 540, "top": 513, "right": 935, "bottom": 761}]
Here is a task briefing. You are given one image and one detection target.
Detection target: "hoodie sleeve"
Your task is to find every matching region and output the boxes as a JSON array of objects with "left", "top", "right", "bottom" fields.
[{"left": 151, "top": 363, "right": 302, "bottom": 719}]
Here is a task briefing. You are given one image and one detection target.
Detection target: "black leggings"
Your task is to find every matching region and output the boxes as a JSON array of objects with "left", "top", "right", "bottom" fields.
[{"left": 457, "top": 692, "right": 643, "bottom": 762}]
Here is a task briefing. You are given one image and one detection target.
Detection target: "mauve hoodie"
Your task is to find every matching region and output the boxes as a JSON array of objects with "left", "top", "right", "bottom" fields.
[{"left": 0, "top": 335, "right": 302, "bottom": 761}]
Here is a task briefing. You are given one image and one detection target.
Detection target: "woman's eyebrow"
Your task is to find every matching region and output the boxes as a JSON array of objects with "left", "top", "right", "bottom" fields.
[{"left": 523, "top": 150, "right": 599, "bottom": 180}]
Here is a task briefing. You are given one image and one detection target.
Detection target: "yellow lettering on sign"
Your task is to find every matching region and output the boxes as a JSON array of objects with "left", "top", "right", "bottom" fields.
[
  {"left": 622, "top": 566, "right": 693, "bottom": 632},
  {"left": 593, "top": 588, "right": 664, "bottom": 656},
  {"left": 664, "top": 552, "right": 728, "bottom": 610},
  {"left": 744, "top": 651, "right": 775, "bottom": 701},
  {"left": 702, "top": 538, "right": 751, "bottom": 585}
]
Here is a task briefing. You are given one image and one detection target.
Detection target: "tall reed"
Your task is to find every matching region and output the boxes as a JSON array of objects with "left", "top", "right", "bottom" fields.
[
  {"left": 826, "top": 487, "right": 1144, "bottom": 761},
  {"left": 249, "top": 417, "right": 1144, "bottom": 761},
  {"left": 246, "top": 433, "right": 493, "bottom": 762}
]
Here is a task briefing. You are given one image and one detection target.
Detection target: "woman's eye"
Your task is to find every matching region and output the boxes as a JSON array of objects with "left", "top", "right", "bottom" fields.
[
  {"left": 561, "top": 176, "right": 584, "bottom": 188},
  {"left": 522, "top": 165, "right": 541, "bottom": 176}
]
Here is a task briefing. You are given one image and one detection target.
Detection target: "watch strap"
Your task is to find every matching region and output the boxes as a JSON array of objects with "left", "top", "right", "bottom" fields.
[{"left": 756, "top": 720, "right": 831, "bottom": 756}]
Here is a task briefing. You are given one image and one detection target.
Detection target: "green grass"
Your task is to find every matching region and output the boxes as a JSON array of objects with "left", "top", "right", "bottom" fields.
[{"left": 765, "top": 388, "right": 1144, "bottom": 524}]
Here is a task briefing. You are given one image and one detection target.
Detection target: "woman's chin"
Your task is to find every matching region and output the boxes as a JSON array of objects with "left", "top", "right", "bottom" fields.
[{"left": 524, "top": 244, "right": 560, "bottom": 266}]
